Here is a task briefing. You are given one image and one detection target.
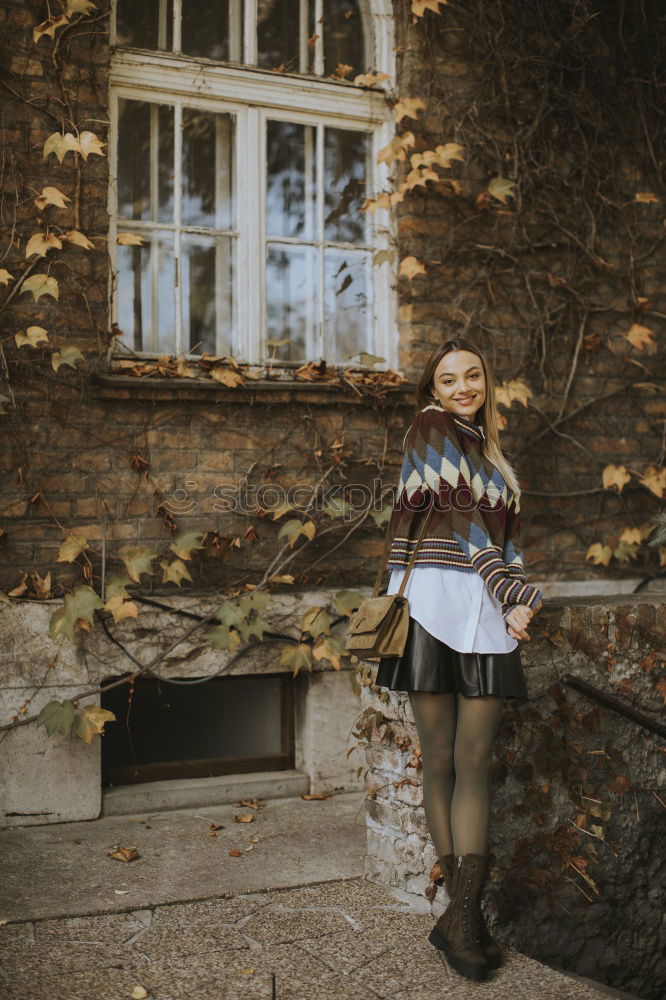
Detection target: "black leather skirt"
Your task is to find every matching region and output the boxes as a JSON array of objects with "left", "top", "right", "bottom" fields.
[{"left": 374, "top": 615, "right": 528, "bottom": 699}]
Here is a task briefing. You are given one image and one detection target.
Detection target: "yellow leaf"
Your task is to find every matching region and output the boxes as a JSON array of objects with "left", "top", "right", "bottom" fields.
[
  {"left": 209, "top": 366, "right": 245, "bottom": 387},
  {"left": 33, "top": 14, "right": 70, "bottom": 44},
  {"left": 373, "top": 249, "right": 396, "bottom": 267},
  {"left": 119, "top": 545, "right": 157, "bottom": 582},
  {"left": 0, "top": 269, "right": 13, "bottom": 285},
  {"left": 637, "top": 465, "right": 666, "bottom": 499},
  {"left": 43, "top": 132, "right": 81, "bottom": 163},
  {"left": 78, "top": 130, "right": 106, "bottom": 160},
  {"left": 585, "top": 542, "right": 613, "bottom": 566},
  {"left": 399, "top": 255, "right": 426, "bottom": 280},
  {"left": 160, "top": 559, "right": 193, "bottom": 586},
  {"left": 624, "top": 323, "right": 654, "bottom": 349},
  {"left": 392, "top": 98, "right": 427, "bottom": 123},
  {"left": 56, "top": 534, "right": 89, "bottom": 563},
  {"left": 488, "top": 176, "right": 517, "bottom": 203},
  {"left": 434, "top": 142, "right": 465, "bottom": 168},
  {"left": 62, "top": 230, "right": 95, "bottom": 250},
  {"left": 377, "top": 133, "right": 416, "bottom": 166},
  {"left": 15, "top": 326, "right": 49, "bottom": 348},
  {"left": 130, "top": 988, "right": 148, "bottom": 1000},
  {"left": 117, "top": 232, "right": 144, "bottom": 246},
  {"left": 34, "top": 186, "right": 71, "bottom": 211},
  {"left": 354, "top": 72, "right": 390, "bottom": 87},
  {"left": 67, "top": 0, "right": 97, "bottom": 14},
  {"left": 634, "top": 192, "right": 659, "bottom": 204},
  {"left": 411, "top": 0, "right": 447, "bottom": 15},
  {"left": 495, "top": 379, "right": 533, "bottom": 408},
  {"left": 103, "top": 595, "right": 139, "bottom": 622},
  {"left": 21, "top": 274, "right": 59, "bottom": 302},
  {"left": 602, "top": 464, "right": 631, "bottom": 493},
  {"left": 25, "top": 232, "right": 62, "bottom": 259},
  {"left": 76, "top": 704, "right": 116, "bottom": 744},
  {"left": 331, "top": 63, "right": 354, "bottom": 79},
  {"left": 52, "top": 346, "right": 85, "bottom": 372}
]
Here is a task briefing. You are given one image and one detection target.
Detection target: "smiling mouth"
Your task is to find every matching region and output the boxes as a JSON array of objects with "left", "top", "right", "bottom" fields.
[{"left": 456, "top": 396, "right": 475, "bottom": 402}]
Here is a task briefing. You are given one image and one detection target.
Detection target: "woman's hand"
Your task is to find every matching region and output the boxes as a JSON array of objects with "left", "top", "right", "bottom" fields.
[{"left": 506, "top": 603, "right": 535, "bottom": 641}]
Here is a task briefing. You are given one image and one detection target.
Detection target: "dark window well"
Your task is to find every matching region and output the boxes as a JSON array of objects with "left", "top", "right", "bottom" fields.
[{"left": 101, "top": 673, "right": 294, "bottom": 786}]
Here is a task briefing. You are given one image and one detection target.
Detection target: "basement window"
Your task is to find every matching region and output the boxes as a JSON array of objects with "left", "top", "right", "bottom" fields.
[{"left": 101, "top": 673, "right": 294, "bottom": 786}]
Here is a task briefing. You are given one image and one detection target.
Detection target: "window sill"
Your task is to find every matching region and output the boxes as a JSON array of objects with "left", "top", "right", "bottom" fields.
[{"left": 92, "top": 372, "right": 416, "bottom": 407}]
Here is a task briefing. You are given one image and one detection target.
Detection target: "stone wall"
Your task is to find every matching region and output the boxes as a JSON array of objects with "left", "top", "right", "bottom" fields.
[{"left": 359, "top": 595, "right": 665, "bottom": 1000}]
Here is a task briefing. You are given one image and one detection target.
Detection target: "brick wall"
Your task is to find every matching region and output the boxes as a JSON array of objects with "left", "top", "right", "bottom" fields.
[{"left": 0, "top": 0, "right": 663, "bottom": 594}]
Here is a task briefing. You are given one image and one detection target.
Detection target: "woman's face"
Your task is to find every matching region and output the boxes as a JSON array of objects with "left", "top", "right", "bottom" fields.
[{"left": 430, "top": 349, "right": 486, "bottom": 420}]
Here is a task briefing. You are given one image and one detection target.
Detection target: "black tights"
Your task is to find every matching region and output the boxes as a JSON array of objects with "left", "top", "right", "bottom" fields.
[{"left": 408, "top": 691, "right": 504, "bottom": 858}]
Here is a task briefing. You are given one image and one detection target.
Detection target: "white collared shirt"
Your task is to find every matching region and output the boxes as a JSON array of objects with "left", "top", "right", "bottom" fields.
[{"left": 387, "top": 564, "right": 519, "bottom": 654}]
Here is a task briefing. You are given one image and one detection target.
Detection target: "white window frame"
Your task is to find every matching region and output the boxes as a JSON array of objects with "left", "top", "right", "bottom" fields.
[{"left": 107, "top": 1, "right": 397, "bottom": 370}]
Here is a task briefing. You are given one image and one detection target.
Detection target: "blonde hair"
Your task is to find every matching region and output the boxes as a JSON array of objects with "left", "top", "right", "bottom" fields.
[{"left": 412, "top": 337, "right": 522, "bottom": 500}]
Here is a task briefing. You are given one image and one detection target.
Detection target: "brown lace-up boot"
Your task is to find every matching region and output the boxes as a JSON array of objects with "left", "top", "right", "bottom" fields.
[
  {"left": 433, "top": 852, "right": 502, "bottom": 969},
  {"left": 428, "top": 853, "right": 489, "bottom": 981}
]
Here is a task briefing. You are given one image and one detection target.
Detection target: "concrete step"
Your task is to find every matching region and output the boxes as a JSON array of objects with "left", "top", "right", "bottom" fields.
[{"left": 102, "top": 768, "right": 311, "bottom": 816}]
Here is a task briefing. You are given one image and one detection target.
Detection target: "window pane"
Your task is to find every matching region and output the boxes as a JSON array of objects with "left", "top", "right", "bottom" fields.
[
  {"left": 266, "top": 245, "right": 318, "bottom": 360},
  {"left": 115, "top": 0, "right": 159, "bottom": 48},
  {"left": 117, "top": 100, "right": 174, "bottom": 223},
  {"left": 266, "top": 121, "right": 315, "bottom": 239},
  {"left": 257, "top": 0, "right": 300, "bottom": 71},
  {"left": 182, "top": 0, "right": 232, "bottom": 60},
  {"left": 324, "top": 249, "right": 371, "bottom": 362},
  {"left": 182, "top": 235, "right": 234, "bottom": 355},
  {"left": 324, "top": 128, "right": 370, "bottom": 244},
  {"left": 182, "top": 109, "right": 233, "bottom": 230},
  {"left": 324, "top": 0, "right": 366, "bottom": 76},
  {"left": 117, "top": 234, "right": 175, "bottom": 353}
]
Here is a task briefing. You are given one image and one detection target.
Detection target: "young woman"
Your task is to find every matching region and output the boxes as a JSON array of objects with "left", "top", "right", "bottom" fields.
[{"left": 374, "top": 337, "right": 543, "bottom": 982}]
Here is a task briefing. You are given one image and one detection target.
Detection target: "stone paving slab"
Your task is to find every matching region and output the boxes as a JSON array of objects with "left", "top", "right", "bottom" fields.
[
  {"left": 0, "top": 791, "right": 367, "bottom": 922},
  {"left": 0, "top": 876, "right": 614, "bottom": 1000}
]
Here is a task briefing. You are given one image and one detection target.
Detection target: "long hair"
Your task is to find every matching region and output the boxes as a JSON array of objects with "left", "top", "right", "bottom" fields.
[{"left": 411, "top": 338, "right": 522, "bottom": 499}]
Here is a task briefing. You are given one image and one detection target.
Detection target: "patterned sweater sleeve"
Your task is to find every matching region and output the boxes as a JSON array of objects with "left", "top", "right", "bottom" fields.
[{"left": 405, "top": 407, "right": 543, "bottom": 617}]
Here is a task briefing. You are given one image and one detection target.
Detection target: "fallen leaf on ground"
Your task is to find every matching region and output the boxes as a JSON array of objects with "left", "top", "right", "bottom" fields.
[
  {"left": 301, "top": 793, "right": 333, "bottom": 800},
  {"left": 229, "top": 849, "right": 241, "bottom": 857},
  {"left": 234, "top": 813, "right": 255, "bottom": 823},
  {"left": 107, "top": 846, "right": 140, "bottom": 862}
]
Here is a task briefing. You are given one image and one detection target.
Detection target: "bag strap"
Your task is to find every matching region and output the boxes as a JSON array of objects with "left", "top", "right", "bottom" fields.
[{"left": 371, "top": 501, "right": 435, "bottom": 598}]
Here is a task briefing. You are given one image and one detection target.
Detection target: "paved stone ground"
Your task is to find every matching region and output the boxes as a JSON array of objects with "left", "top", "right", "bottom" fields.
[{"left": 0, "top": 876, "right": 615, "bottom": 1000}]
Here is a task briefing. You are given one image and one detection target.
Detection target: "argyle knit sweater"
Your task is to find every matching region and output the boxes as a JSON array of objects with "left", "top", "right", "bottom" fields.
[{"left": 385, "top": 403, "right": 542, "bottom": 630}]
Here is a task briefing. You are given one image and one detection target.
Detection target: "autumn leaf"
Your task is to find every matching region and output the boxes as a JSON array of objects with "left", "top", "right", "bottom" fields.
[
  {"left": 52, "top": 346, "right": 85, "bottom": 372},
  {"left": 399, "top": 255, "right": 426, "bottom": 280},
  {"left": 332, "top": 589, "right": 365, "bottom": 616},
  {"left": 117, "top": 232, "right": 144, "bottom": 246},
  {"left": 301, "top": 792, "right": 333, "bottom": 800},
  {"left": 373, "top": 249, "right": 396, "bottom": 267},
  {"left": 602, "top": 464, "right": 631, "bottom": 493},
  {"left": 107, "top": 846, "right": 140, "bottom": 862},
  {"left": 377, "top": 133, "right": 415, "bottom": 166},
  {"left": 393, "top": 98, "right": 426, "bottom": 123},
  {"left": 278, "top": 643, "right": 314, "bottom": 677},
  {"left": 234, "top": 814, "right": 255, "bottom": 823},
  {"left": 33, "top": 14, "right": 70, "bottom": 44},
  {"left": 488, "top": 176, "right": 517, "bottom": 203},
  {"left": 608, "top": 774, "right": 631, "bottom": 796},
  {"left": 74, "top": 704, "right": 116, "bottom": 744},
  {"left": 331, "top": 63, "right": 354, "bottom": 79},
  {"left": 354, "top": 72, "right": 390, "bottom": 87},
  {"left": 634, "top": 192, "right": 659, "bottom": 204},
  {"left": 585, "top": 542, "right": 613, "bottom": 566},
  {"left": 21, "top": 273, "right": 59, "bottom": 302},
  {"left": 43, "top": 132, "right": 81, "bottom": 163},
  {"left": 25, "top": 232, "right": 62, "bottom": 259},
  {"left": 119, "top": 545, "right": 157, "bottom": 582},
  {"left": 205, "top": 624, "right": 242, "bottom": 651},
  {"left": 228, "top": 849, "right": 242, "bottom": 857},
  {"left": 104, "top": 594, "right": 139, "bottom": 622},
  {"left": 36, "top": 699, "right": 76, "bottom": 736},
  {"left": 209, "top": 365, "right": 245, "bottom": 387},
  {"left": 624, "top": 323, "right": 654, "bottom": 349},
  {"left": 15, "top": 327, "right": 49, "bottom": 348},
  {"left": 301, "top": 605, "right": 334, "bottom": 639},
  {"left": 62, "top": 230, "right": 95, "bottom": 250},
  {"left": 67, "top": 0, "right": 98, "bottom": 14},
  {"left": 57, "top": 533, "right": 90, "bottom": 563},
  {"left": 0, "top": 269, "right": 13, "bottom": 285},
  {"left": 313, "top": 635, "right": 345, "bottom": 670},
  {"left": 411, "top": 0, "right": 447, "bottom": 15},
  {"left": 78, "top": 130, "right": 106, "bottom": 160},
  {"left": 160, "top": 558, "right": 193, "bottom": 586},
  {"left": 495, "top": 379, "right": 533, "bottom": 408},
  {"left": 434, "top": 142, "right": 464, "bottom": 168},
  {"left": 34, "top": 186, "right": 71, "bottom": 211},
  {"left": 169, "top": 530, "right": 205, "bottom": 560},
  {"left": 638, "top": 465, "right": 666, "bottom": 499}
]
